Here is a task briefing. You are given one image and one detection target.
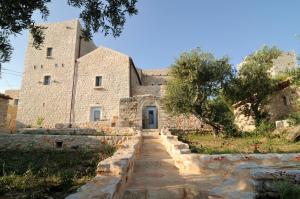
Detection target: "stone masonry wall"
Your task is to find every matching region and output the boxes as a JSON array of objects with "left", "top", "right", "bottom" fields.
[
  {"left": 0, "top": 97, "right": 9, "bottom": 133},
  {"left": 130, "top": 64, "right": 141, "bottom": 96},
  {"left": 118, "top": 95, "right": 212, "bottom": 130},
  {"left": 17, "top": 20, "right": 84, "bottom": 128},
  {"left": 270, "top": 51, "right": 297, "bottom": 77},
  {"left": 160, "top": 128, "right": 300, "bottom": 198},
  {"left": 0, "top": 134, "right": 127, "bottom": 150},
  {"left": 5, "top": 90, "right": 19, "bottom": 132},
  {"left": 141, "top": 68, "right": 169, "bottom": 86},
  {"left": 132, "top": 85, "right": 165, "bottom": 96},
  {"left": 74, "top": 47, "right": 131, "bottom": 126}
]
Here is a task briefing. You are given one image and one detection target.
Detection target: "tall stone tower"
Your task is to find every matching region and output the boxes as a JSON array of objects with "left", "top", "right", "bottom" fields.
[{"left": 17, "top": 19, "right": 96, "bottom": 127}]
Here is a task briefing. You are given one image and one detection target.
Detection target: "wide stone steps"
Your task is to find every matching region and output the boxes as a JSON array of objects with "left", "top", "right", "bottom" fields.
[
  {"left": 121, "top": 131, "right": 214, "bottom": 199},
  {"left": 122, "top": 186, "right": 212, "bottom": 199}
]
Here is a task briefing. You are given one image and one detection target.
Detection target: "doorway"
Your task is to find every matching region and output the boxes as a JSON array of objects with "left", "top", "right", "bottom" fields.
[{"left": 145, "top": 106, "right": 158, "bottom": 129}]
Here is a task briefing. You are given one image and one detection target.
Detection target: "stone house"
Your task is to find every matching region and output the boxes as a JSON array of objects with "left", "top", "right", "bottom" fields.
[
  {"left": 234, "top": 52, "right": 300, "bottom": 132},
  {"left": 0, "top": 93, "right": 12, "bottom": 133},
  {"left": 4, "top": 90, "right": 19, "bottom": 132},
  {"left": 16, "top": 19, "right": 208, "bottom": 130}
]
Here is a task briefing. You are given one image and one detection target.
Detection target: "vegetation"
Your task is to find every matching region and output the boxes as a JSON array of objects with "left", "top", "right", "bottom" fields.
[
  {"left": 171, "top": 130, "right": 300, "bottom": 154},
  {"left": 36, "top": 116, "right": 44, "bottom": 128},
  {"left": 0, "top": 0, "right": 138, "bottom": 66},
  {"left": 164, "top": 48, "right": 235, "bottom": 134},
  {"left": 274, "top": 180, "right": 300, "bottom": 199},
  {"left": 223, "top": 46, "right": 282, "bottom": 126},
  {"left": 164, "top": 46, "right": 296, "bottom": 136},
  {"left": 0, "top": 148, "right": 115, "bottom": 198}
]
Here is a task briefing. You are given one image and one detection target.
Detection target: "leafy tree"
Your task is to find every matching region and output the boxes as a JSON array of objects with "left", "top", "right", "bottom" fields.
[
  {"left": 0, "top": 0, "right": 138, "bottom": 65},
  {"left": 223, "top": 46, "right": 282, "bottom": 126},
  {"left": 164, "top": 49, "right": 234, "bottom": 134}
]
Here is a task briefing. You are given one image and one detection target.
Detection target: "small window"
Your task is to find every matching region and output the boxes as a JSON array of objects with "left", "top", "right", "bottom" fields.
[
  {"left": 91, "top": 107, "right": 102, "bottom": 122},
  {"left": 55, "top": 64, "right": 58, "bottom": 67},
  {"left": 95, "top": 76, "right": 103, "bottom": 87},
  {"left": 47, "top": 47, "right": 53, "bottom": 57},
  {"left": 43, "top": 75, "right": 51, "bottom": 85},
  {"left": 34, "top": 65, "right": 37, "bottom": 70},
  {"left": 41, "top": 65, "right": 43, "bottom": 69},
  {"left": 62, "top": 64, "right": 64, "bottom": 67},
  {"left": 283, "top": 96, "right": 290, "bottom": 106},
  {"left": 14, "top": 99, "right": 19, "bottom": 106},
  {"left": 55, "top": 141, "right": 63, "bottom": 148}
]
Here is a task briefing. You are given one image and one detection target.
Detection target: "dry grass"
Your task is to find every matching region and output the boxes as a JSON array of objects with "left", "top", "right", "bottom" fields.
[
  {"left": 172, "top": 131, "right": 300, "bottom": 154},
  {"left": 0, "top": 147, "right": 115, "bottom": 199}
]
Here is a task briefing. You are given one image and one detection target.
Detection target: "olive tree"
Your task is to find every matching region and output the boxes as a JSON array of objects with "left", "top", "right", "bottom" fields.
[{"left": 164, "top": 49, "right": 234, "bottom": 134}]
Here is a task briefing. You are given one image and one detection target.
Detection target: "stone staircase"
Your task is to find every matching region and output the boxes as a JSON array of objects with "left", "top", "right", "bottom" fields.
[{"left": 122, "top": 131, "right": 213, "bottom": 199}]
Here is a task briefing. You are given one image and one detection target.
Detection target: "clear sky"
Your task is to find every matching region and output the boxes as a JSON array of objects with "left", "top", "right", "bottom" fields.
[{"left": 1, "top": 0, "right": 300, "bottom": 92}]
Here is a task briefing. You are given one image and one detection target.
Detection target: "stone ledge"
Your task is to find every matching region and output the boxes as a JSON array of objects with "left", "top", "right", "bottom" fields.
[{"left": 66, "top": 129, "right": 142, "bottom": 199}]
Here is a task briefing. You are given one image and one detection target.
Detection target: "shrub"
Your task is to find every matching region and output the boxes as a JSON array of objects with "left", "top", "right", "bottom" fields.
[
  {"left": 103, "top": 144, "right": 116, "bottom": 156},
  {"left": 287, "top": 111, "right": 300, "bottom": 126},
  {"left": 253, "top": 120, "right": 275, "bottom": 136},
  {"left": 274, "top": 180, "right": 300, "bottom": 199},
  {"left": 36, "top": 117, "right": 44, "bottom": 128}
]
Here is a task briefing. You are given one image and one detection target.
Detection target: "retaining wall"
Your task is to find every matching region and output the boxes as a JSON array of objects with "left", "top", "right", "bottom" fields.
[
  {"left": 66, "top": 130, "right": 142, "bottom": 199},
  {"left": 0, "top": 134, "right": 128, "bottom": 151},
  {"left": 160, "top": 128, "right": 300, "bottom": 198}
]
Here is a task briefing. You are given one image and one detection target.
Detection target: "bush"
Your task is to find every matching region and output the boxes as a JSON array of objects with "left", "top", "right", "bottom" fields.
[
  {"left": 103, "top": 144, "right": 116, "bottom": 156},
  {"left": 287, "top": 111, "right": 300, "bottom": 126},
  {"left": 274, "top": 180, "right": 300, "bottom": 199},
  {"left": 253, "top": 120, "right": 275, "bottom": 136},
  {"left": 36, "top": 117, "right": 44, "bottom": 128}
]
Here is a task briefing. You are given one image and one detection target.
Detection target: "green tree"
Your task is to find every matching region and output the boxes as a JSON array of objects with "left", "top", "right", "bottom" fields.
[
  {"left": 223, "top": 46, "right": 282, "bottom": 126},
  {"left": 0, "top": 0, "right": 138, "bottom": 65},
  {"left": 164, "top": 49, "right": 234, "bottom": 134}
]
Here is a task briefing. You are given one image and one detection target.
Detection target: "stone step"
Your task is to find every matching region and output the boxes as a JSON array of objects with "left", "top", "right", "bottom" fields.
[
  {"left": 122, "top": 186, "right": 211, "bottom": 199},
  {"left": 134, "top": 159, "right": 176, "bottom": 169}
]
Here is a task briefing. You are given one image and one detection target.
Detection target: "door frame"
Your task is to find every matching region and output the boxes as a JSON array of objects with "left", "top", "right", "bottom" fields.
[{"left": 146, "top": 106, "right": 158, "bottom": 129}]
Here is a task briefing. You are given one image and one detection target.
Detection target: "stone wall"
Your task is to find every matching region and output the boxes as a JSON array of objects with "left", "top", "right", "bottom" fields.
[
  {"left": 266, "top": 86, "right": 300, "bottom": 121},
  {"left": 0, "top": 134, "right": 128, "bottom": 150},
  {"left": 234, "top": 86, "right": 300, "bottom": 132},
  {"left": 17, "top": 126, "right": 138, "bottom": 136},
  {"left": 130, "top": 63, "right": 141, "bottom": 97},
  {"left": 269, "top": 51, "right": 297, "bottom": 77},
  {"left": 132, "top": 85, "right": 165, "bottom": 96},
  {"left": 66, "top": 130, "right": 142, "bottom": 199},
  {"left": 17, "top": 19, "right": 93, "bottom": 128},
  {"left": 118, "top": 95, "right": 211, "bottom": 130},
  {"left": 160, "top": 128, "right": 300, "bottom": 198},
  {"left": 74, "top": 47, "right": 131, "bottom": 126},
  {"left": 141, "top": 68, "right": 170, "bottom": 86},
  {"left": 5, "top": 90, "right": 19, "bottom": 132},
  {"left": 0, "top": 95, "right": 10, "bottom": 133}
]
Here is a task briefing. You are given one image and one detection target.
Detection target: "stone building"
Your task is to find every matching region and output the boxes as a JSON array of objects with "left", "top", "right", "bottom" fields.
[
  {"left": 0, "top": 93, "right": 12, "bottom": 133},
  {"left": 16, "top": 19, "right": 208, "bottom": 130},
  {"left": 5, "top": 90, "right": 19, "bottom": 132},
  {"left": 234, "top": 52, "right": 299, "bottom": 132}
]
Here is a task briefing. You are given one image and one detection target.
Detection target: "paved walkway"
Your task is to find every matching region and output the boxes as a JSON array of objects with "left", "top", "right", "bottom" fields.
[{"left": 122, "top": 131, "right": 218, "bottom": 199}]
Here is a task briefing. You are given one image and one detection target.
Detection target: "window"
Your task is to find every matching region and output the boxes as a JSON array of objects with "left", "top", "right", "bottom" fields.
[
  {"left": 55, "top": 64, "right": 58, "bottom": 67},
  {"left": 43, "top": 75, "right": 51, "bottom": 85},
  {"left": 283, "top": 96, "right": 290, "bottom": 106},
  {"left": 34, "top": 65, "right": 37, "bottom": 70},
  {"left": 47, "top": 47, "right": 53, "bottom": 57},
  {"left": 91, "top": 107, "right": 102, "bottom": 121},
  {"left": 14, "top": 99, "right": 19, "bottom": 106},
  {"left": 55, "top": 141, "right": 63, "bottom": 148},
  {"left": 95, "top": 76, "right": 102, "bottom": 87}
]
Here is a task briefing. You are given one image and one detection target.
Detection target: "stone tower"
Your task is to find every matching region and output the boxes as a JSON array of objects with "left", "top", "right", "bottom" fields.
[{"left": 17, "top": 19, "right": 96, "bottom": 127}]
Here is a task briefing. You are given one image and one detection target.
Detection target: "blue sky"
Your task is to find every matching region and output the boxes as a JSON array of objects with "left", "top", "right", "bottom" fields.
[{"left": 1, "top": 0, "right": 300, "bottom": 92}]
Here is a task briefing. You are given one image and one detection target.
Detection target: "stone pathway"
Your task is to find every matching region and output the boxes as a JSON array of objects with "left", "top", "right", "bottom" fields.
[{"left": 122, "top": 131, "right": 218, "bottom": 199}]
